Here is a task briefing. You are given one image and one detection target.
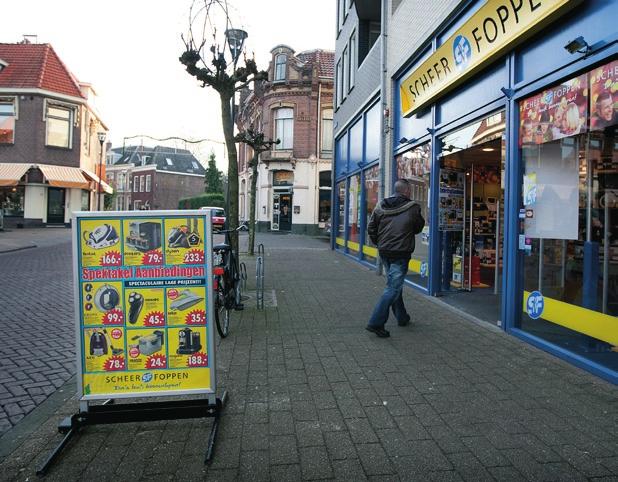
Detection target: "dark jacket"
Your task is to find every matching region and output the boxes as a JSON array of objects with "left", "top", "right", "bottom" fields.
[{"left": 367, "top": 195, "right": 425, "bottom": 260}]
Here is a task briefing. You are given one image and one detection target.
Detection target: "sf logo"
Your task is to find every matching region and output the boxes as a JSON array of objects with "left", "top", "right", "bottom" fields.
[{"left": 527, "top": 291, "right": 544, "bottom": 319}]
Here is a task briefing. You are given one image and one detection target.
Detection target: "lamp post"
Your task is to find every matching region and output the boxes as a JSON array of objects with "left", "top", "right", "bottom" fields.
[{"left": 97, "top": 131, "right": 106, "bottom": 211}]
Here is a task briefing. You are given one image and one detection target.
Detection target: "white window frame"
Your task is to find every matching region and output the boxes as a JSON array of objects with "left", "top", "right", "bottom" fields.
[
  {"left": 44, "top": 101, "right": 75, "bottom": 149},
  {"left": 133, "top": 200, "right": 141, "bottom": 210},
  {"left": 342, "top": 47, "right": 349, "bottom": 99},
  {"left": 139, "top": 175, "right": 144, "bottom": 192},
  {"left": 321, "top": 109, "right": 334, "bottom": 153},
  {"left": 274, "top": 54, "right": 287, "bottom": 81},
  {"left": 274, "top": 108, "right": 294, "bottom": 150},
  {"left": 133, "top": 176, "right": 138, "bottom": 192},
  {"left": 335, "top": 59, "right": 342, "bottom": 109},
  {"left": 0, "top": 96, "right": 17, "bottom": 144},
  {"left": 146, "top": 174, "right": 151, "bottom": 192},
  {"left": 348, "top": 31, "right": 356, "bottom": 92}
]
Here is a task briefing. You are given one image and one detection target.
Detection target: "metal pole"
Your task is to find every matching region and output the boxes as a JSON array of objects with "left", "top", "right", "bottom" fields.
[
  {"left": 603, "top": 201, "right": 609, "bottom": 313},
  {"left": 494, "top": 200, "right": 500, "bottom": 295},
  {"left": 468, "top": 165, "right": 474, "bottom": 291},
  {"left": 538, "top": 238, "right": 544, "bottom": 291},
  {"left": 97, "top": 140, "right": 104, "bottom": 211},
  {"left": 461, "top": 171, "right": 467, "bottom": 290}
]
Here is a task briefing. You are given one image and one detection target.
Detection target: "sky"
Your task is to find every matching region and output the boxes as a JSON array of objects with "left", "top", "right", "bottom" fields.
[{"left": 3, "top": 0, "right": 335, "bottom": 169}]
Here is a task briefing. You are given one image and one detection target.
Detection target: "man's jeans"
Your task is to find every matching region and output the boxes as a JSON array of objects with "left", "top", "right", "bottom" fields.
[{"left": 368, "top": 257, "right": 409, "bottom": 328}]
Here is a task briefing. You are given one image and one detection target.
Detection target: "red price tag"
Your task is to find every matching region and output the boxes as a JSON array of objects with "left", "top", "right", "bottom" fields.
[
  {"left": 143, "top": 311, "right": 165, "bottom": 327},
  {"left": 100, "top": 250, "right": 122, "bottom": 266},
  {"left": 185, "top": 309, "right": 206, "bottom": 325},
  {"left": 104, "top": 356, "right": 125, "bottom": 371},
  {"left": 142, "top": 249, "right": 163, "bottom": 265},
  {"left": 183, "top": 249, "right": 204, "bottom": 264},
  {"left": 146, "top": 354, "right": 167, "bottom": 369},
  {"left": 102, "top": 309, "right": 124, "bottom": 325},
  {"left": 186, "top": 352, "right": 208, "bottom": 367}
]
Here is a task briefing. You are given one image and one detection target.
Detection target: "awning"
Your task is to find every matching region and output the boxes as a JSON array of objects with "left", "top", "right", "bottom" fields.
[
  {"left": 37, "top": 163, "right": 90, "bottom": 189},
  {"left": 0, "top": 163, "right": 31, "bottom": 186},
  {"left": 81, "top": 168, "right": 114, "bottom": 194}
]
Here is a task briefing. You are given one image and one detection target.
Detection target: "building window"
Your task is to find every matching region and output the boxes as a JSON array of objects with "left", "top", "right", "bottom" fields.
[
  {"left": 336, "top": 59, "right": 342, "bottom": 108},
  {"left": 274, "top": 108, "right": 294, "bottom": 150},
  {"left": 0, "top": 98, "right": 16, "bottom": 144},
  {"left": 318, "top": 171, "right": 332, "bottom": 224},
  {"left": 0, "top": 186, "right": 25, "bottom": 216},
  {"left": 46, "top": 104, "right": 73, "bottom": 148},
  {"left": 337, "top": 0, "right": 345, "bottom": 31},
  {"left": 133, "top": 177, "right": 138, "bottom": 192},
  {"left": 81, "top": 190, "right": 89, "bottom": 210},
  {"left": 133, "top": 200, "right": 141, "bottom": 210},
  {"left": 349, "top": 31, "right": 356, "bottom": 92},
  {"left": 139, "top": 175, "right": 144, "bottom": 192},
  {"left": 274, "top": 54, "right": 287, "bottom": 81},
  {"left": 117, "top": 173, "right": 124, "bottom": 191},
  {"left": 322, "top": 109, "right": 333, "bottom": 153},
  {"left": 342, "top": 46, "right": 349, "bottom": 97},
  {"left": 146, "top": 175, "right": 151, "bottom": 192},
  {"left": 117, "top": 196, "right": 124, "bottom": 211},
  {"left": 166, "top": 157, "right": 173, "bottom": 166}
]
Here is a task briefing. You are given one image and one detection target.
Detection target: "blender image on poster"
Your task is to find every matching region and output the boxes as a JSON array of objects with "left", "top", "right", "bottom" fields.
[
  {"left": 164, "top": 217, "right": 204, "bottom": 264},
  {"left": 82, "top": 282, "right": 124, "bottom": 325},
  {"left": 123, "top": 288, "right": 165, "bottom": 327},
  {"left": 123, "top": 219, "right": 163, "bottom": 265},
  {"left": 83, "top": 327, "right": 125, "bottom": 372},
  {"left": 127, "top": 328, "right": 166, "bottom": 369},
  {"left": 80, "top": 219, "right": 122, "bottom": 267},
  {"left": 166, "top": 287, "right": 206, "bottom": 325},
  {"left": 168, "top": 326, "right": 207, "bottom": 368}
]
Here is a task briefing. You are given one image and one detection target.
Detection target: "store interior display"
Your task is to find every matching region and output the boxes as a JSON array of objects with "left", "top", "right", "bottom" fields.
[
  {"left": 126, "top": 221, "right": 162, "bottom": 252},
  {"left": 83, "top": 224, "right": 119, "bottom": 249}
]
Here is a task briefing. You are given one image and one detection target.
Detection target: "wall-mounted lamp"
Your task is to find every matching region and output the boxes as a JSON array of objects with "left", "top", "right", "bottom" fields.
[
  {"left": 426, "top": 127, "right": 434, "bottom": 135},
  {"left": 564, "top": 36, "right": 591, "bottom": 55},
  {"left": 399, "top": 137, "right": 416, "bottom": 145},
  {"left": 500, "top": 87, "right": 514, "bottom": 99}
]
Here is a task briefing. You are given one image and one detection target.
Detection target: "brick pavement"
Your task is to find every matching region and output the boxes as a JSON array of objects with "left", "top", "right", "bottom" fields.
[{"left": 1, "top": 233, "right": 617, "bottom": 480}]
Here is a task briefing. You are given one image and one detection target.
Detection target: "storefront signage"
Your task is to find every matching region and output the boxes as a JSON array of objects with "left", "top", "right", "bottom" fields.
[
  {"left": 400, "top": 0, "right": 576, "bottom": 116},
  {"left": 590, "top": 59, "right": 618, "bottom": 131},
  {"left": 526, "top": 290, "right": 545, "bottom": 319},
  {"left": 73, "top": 210, "right": 214, "bottom": 400}
]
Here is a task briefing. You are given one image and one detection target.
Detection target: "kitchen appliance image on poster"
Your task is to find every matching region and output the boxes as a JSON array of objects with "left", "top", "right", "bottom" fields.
[
  {"left": 83, "top": 327, "right": 126, "bottom": 372},
  {"left": 164, "top": 217, "right": 205, "bottom": 265},
  {"left": 168, "top": 326, "right": 208, "bottom": 368},
  {"left": 80, "top": 219, "right": 123, "bottom": 267},
  {"left": 166, "top": 287, "right": 206, "bottom": 326},
  {"left": 123, "top": 287, "right": 166, "bottom": 327},
  {"left": 82, "top": 281, "right": 124, "bottom": 326},
  {"left": 126, "top": 328, "right": 167, "bottom": 370},
  {"left": 123, "top": 219, "right": 163, "bottom": 265}
]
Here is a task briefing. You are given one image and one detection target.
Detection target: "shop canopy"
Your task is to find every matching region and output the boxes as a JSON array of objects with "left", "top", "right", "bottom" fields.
[
  {"left": 36, "top": 163, "right": 90, "bottom": 189},
  {"left": 0, "top": 163, "right": 30, "bottom": 186},
  {"left": 81, "top": 168, "right": 114, "bottom": 194}
]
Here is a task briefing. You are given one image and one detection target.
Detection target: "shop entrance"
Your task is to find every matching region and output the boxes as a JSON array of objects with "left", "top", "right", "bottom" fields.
[
  {"left": 271, "top": 191, "right": 292, "bottom": 231},
  {"left": 47, "top": 187, "right": 65, "bottom": 225},
  {"left": 439, "top": 112, "right": 505, "bottom": 324}
]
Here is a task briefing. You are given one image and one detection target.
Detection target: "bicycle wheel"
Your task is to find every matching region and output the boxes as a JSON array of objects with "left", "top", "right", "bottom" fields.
[{"left": 214, "top": 279, "right": 231, "bottom": 338}]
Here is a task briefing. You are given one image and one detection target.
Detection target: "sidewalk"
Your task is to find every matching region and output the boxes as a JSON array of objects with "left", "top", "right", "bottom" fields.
[
  {"left": 0, "top": 227, "right": 71, "bottom": 253},
  {"left": 1, "top": 233, "right": 617, "bottom": 481}
]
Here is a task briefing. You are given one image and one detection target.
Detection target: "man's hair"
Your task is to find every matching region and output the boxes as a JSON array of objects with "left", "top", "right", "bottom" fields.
[
  {"left": 597, "top": 91, "right": 613, "bottom": 104},
  {"left": 394, "top": 179, "right": 411, "bottom": 196}
]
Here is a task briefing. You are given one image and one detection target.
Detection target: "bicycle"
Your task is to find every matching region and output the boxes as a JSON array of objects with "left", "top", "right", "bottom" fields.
[{"left": 212, "top": 225, "right": 247, "bottom": 338}]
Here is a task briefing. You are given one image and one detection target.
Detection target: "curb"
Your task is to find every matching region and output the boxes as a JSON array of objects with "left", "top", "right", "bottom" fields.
[{"left": 0, "top": 244, "right": 37, "bottom": 255}]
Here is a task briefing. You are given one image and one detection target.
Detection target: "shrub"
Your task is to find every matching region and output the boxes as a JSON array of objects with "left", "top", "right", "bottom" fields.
[{"left": 178, "top": 193, "right": 225, "bottom": 210}]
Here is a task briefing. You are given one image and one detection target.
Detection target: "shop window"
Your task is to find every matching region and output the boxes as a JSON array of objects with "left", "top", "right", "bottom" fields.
[
  {"left": 46, "top": 104, "right": 73, "bottom": 148},
  {"left": 319, "top": 171, "right": 332, "bottom": 224},
  {"left": 347, "top": 174, "right": 361, "bottom": 254},
  {"left": 365, "top": 102, "right": 380, "bottom": 163},
  {"left": 397, "top": 144, "right": 431, "bottom": 287},
  {"left": 335, "top": 132, "right": 348, "bottom": 178},
  {"left": 335, "top": 181, "right": 346, "bottom": 245},
  {"left": 349, "top": 118, "right": 363, "bottom": 166},
  {"left": 274, "top": 108, "right": 294, "bottom": 150},
  {"left": 273, "top": 170, "right": 293, "bottom": 186},
  {"left": 0, "top": 98, "right": 16, "bottom": 144},
  {"left": 81, "top": 190, "right": 89, "bottom": 211},
  {"left": 274, "top": 54, "right": 286, "bottom": 81},
  {"left": 321, "top": 109, "right": 333, "bottom": 154},
  {"left": 0, "top": 186, "right": 24, "bottom": 216},
  {"left": 518, "top": 60, "right": 618, "bottom": 371},
  {"left": 363, "top": 165, "right": 380, "bottom": 262}
]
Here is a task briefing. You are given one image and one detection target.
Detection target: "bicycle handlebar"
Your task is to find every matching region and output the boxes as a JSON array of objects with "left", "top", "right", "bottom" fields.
[{"left": 217, "top": 225, "right": 248, "bottom": 234}]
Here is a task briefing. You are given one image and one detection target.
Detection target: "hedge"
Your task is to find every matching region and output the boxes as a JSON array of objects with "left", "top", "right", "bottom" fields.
[{"left": 178, "top": 193, "right": 225, "bottom": 210}]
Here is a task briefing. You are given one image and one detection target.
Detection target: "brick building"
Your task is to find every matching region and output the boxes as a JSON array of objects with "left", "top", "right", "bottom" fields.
[
  {"left": 0, "top": 41, "right": 112, "bottom": 227},
  {"left": 106, "top": 145, "right": 206, "bottom": 210},
  {"left": 237, "top": 45, "right": 334, "bottom": 235}
]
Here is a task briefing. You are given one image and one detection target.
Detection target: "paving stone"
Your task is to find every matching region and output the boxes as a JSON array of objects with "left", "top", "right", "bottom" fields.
[
  {"left": 332, "top": 458, "right": 368, "bottom": 481},
  {"left": 295, "top": 421, "right": 324, "bottom": 447},
  {"left": 269, "top": 434, "right": 299, "bottom": 465},
  {"left": 299, "top": 445, "right": 333, "bottom": 480},
  {"left": 269, "top": 463, "right": 302, "bottom": 481},
  {"left": 324, "top": 431, "right": 358, "bottom": 460},
  {"left": 239, "top": 450, "right": 269, "bottom": 481},
  {"left": 346, "top": 417, "right": 379, "bottom": 444}
]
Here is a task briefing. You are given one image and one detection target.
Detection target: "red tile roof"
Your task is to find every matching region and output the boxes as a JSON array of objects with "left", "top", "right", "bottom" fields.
[
  {"left": 0, "top": 43, "right": 84, "bottom": 98},
  {"left": 298, "top": 49, "right": 335, "bottom": 78}
]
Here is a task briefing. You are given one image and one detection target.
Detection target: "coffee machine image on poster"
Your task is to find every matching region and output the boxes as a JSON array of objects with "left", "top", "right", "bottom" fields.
[
  {"left": 123, "top": 288, "right": 166, "bottom": 327},
  {"left": 80, "top": 219, "right": 123, "bottom": 267},
  {"left": 168, "top": 326, "right": 208, "bottom": 368},
  {"left": 166, "top": 287, "right": 206, "bottom": 326},
  {"left": 164, "top": 217, "right": 204, "bottom": 265},
  {"left": 123, "top": 219, "right": 163, "bottom": 265},
  {"left": 83, "top": 327, "right": 126, "bottom": 372},
  {"left": 82, "top": 281, "right": 124, "bottom": 325},
  {"left": 127, "top": 329, "right": 167, "bottom": 370}
]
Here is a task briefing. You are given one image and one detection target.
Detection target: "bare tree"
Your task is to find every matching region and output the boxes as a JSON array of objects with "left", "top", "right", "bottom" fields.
[
  {"left": 179, "top": 0, "right": 267, "bottom": 254},
  {"left": 235, "top": 128, "right": 279, "bottom": 255}
]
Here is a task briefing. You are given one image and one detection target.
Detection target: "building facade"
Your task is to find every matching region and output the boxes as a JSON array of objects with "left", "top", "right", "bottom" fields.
[
  {"left": 106, "top": 146, "right": 206, "bottom": 210},
  {"left": 0, "top": 41, "right": 111, "bottom": 227},
  {"left": 333, "top": 0, "right": 618, "bottom": 383},
  {"left": 237, "top": 45, "right": 334, "bottom": 235}
]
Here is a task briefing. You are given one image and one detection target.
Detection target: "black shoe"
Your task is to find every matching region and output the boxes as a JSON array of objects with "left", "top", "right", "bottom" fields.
[
  {"left": 366, "top": 325, "right": 390, "bottom": 338},
  {"left": 398, "top": 315, "right": 411, "bottom": 327}
]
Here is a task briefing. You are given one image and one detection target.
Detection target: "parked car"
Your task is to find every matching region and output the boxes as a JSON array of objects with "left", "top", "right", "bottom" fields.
[{"left": 200, "top": 207, "right": 226, "bottom": 232}]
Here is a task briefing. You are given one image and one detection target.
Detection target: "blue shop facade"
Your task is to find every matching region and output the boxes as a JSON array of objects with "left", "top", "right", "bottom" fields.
[{"left": 332, "top": 0, "right": 618, "bottom": 383}]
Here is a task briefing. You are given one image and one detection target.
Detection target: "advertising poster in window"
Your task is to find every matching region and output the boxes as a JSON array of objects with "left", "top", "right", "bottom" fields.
[
  {"left": 439, "top": 168, "right": 464, "bottom": 231},
  {"left": 590, "top": 59, "right": 618, "bottom": 131},
  {"left": 519, "top": 73, "right": 588, "bottom": 145},
  {"left": 75, "top": 211, "right": 213, "bottom": 400}
]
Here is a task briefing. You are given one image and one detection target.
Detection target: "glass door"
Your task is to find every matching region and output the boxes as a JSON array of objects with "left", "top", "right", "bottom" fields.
[{"left": 47, "top": 188, "right": 65, "bottom": 225}]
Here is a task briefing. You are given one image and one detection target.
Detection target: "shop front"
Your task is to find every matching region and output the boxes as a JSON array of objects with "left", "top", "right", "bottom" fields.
[{"left": 333, "top": 0, "right": 618, "bottom": 383}]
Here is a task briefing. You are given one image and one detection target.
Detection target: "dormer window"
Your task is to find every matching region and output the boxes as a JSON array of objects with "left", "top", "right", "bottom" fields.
[{"left": 275, "top": 54, "right": 287, "bottom": 81}]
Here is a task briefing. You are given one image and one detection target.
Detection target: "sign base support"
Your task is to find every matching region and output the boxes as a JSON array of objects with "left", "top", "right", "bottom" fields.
[{"left": 36, "top": 391, "right": 227, "bottom": 477}]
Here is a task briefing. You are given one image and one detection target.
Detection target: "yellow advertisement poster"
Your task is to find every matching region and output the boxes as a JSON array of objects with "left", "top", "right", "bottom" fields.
[
  {"left": 80, "top": 219, "right": 123, "bottom": 267},
  {"left": 168, "top": 326, "right": 208, "bottom": 369},
  {"left": 122, "top": 219, "right": 164, "bottom": 266},
  {"left": 126, "top": 328, "right": 167, "bottom": 370},
  {"left": 82, "top": 281, "right": 124, "bottom": 326},
  {"left": 164, "top": 217, "right": 205, "bottom": 265},
  {"left": 166, "top": 287, "right": 207, "bottom": 326},
  {"left": 124, "top": 288, "right": 166, "bottom": 327},
  {"left": 83, "top": 327, "right": 126, "bottom": 372}
]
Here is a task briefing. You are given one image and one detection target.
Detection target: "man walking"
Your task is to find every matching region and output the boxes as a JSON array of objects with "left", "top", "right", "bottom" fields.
[{"left": 366, "top": 179, "right": 425, "bottom": 337}]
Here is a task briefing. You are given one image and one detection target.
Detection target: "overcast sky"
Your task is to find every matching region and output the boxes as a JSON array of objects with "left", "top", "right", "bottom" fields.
[{"left": 4, "top": 0, "right": 335, "bottom": 168}]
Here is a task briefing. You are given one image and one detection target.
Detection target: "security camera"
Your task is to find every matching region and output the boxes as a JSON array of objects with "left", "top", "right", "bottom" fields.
[{"left": 564, "top": 36, "right": 591, "bottom": 55}]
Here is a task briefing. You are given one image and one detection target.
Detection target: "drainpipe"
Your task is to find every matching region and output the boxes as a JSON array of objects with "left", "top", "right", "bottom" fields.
[
  {"left": 316, "top": 81, "right": 322, "bottom": 228},
  {"left": 378, "top": 0, "right": 388, "bottom": 274}
]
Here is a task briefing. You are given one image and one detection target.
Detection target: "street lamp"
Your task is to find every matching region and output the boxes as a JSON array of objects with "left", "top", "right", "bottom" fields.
[{"left": 97, "top": 131, "right": 106, "bottom": 211}]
